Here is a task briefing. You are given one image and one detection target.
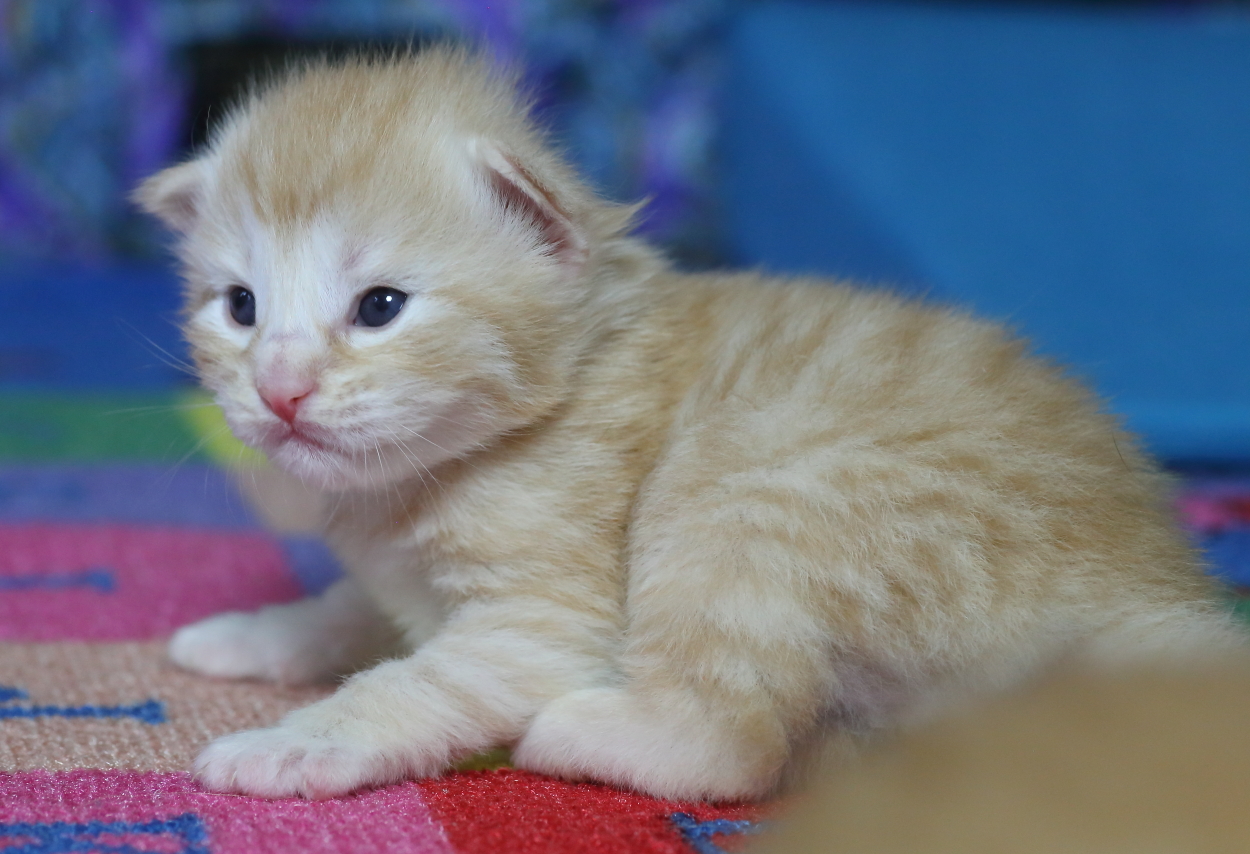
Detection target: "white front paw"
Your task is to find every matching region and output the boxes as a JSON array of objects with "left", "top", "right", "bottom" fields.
[
  {"left": 194, "top": 722, "right": 401, "bottom": 799},
  {"left": 169, "top": 611, "right": 328, "bottom": 684}
]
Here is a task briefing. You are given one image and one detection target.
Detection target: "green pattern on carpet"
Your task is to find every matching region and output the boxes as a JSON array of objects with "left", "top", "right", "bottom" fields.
[{"left": 0, "top": 391, "right": 205, "bottom": 461}]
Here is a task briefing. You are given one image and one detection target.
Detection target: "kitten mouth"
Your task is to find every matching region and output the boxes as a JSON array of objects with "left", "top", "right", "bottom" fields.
[
  {"left": 289, "top": 431, "right": 329, "bottom": 450},
  {"left": 271, "top": 423, "right": 336, "bottom": 453}
]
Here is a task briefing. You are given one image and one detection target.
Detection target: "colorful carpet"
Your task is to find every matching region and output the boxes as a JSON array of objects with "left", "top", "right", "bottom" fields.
[
  {"left": 0, "top": 391, "right": 765, "bottom": 854},
  {"left": 2, "top": 390, "right": 1247, "bottom": 853}
]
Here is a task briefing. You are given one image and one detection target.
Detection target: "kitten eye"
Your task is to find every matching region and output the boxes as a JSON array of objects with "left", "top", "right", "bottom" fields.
[
  {"left": 355, "top": 286, "right": 407, "bottom": 328},
  {"left": 226, "top": 286, "right": 256, "bottom": 327}
]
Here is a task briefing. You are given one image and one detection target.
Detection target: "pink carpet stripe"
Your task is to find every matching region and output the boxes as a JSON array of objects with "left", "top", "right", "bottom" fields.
[
  {"left": 0, "top": 524, "right": 302, "bottom": 640},
  {"left": 0, "top": 770, "right": 454, "bottom": 854}
]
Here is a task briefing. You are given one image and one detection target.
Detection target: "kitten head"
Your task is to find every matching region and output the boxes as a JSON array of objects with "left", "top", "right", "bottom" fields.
[{"left": 136, "top": 48, "right": 638, "bottom": 491}]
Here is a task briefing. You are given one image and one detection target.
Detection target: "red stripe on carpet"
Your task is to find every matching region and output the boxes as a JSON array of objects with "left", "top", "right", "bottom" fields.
[{"left": 418, "top": 769, "right": 765, "bottom": 854}]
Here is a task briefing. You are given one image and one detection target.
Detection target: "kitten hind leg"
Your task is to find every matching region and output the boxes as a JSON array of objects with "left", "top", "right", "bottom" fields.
[
  {"left": 168, "top": 577, "right": 403, "bottom": 684},
  {"left": 515, "top": 577, "right": 834, "bottom": 800},
  {"left": 515, "top": 682, "right": 795, "bottom": 801}
]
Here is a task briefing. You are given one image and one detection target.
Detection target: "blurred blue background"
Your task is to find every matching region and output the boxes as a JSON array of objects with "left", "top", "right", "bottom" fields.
[{"left": 1, "top": 0, "right": 1247, "bottom": 464}]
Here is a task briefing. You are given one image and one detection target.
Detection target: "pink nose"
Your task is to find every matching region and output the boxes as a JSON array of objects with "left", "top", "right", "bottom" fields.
[{"left": 258, "top": 381, "right": 316, "bottom": 424}]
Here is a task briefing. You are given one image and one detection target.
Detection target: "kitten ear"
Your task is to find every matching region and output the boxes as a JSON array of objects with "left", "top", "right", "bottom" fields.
[
  {"left": 469, "top": 138, "right": 587, "bottom": 267},
  {"left": 132, "top": 160, "right": 208, "bottom": 233}
]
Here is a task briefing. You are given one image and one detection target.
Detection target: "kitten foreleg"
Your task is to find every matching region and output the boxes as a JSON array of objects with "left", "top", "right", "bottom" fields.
[
  {"left": 192, "top": 597, "right": 612, "bottom": 798},
  {"left": 168, "top": 577, "right": 402, "bottom": 684}
]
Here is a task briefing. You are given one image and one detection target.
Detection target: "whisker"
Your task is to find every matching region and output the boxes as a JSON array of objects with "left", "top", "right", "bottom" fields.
[
  {"left": 102, "top": 401, "right": 220, "bottom": 417},
  {"left": 393, "top": 422, "right": 486, "bottom": 476},
  {"left": 382, "top": 427, "right": 445, "bottom": 514},
  {"left": 115, "top": 318, "right": 198, "bottom": 378},
  {"left": 373, "top": 440, "right": 399, "bottom": 525},
  {"left": 156, "top": 423, "right": 232, "bottom": 490}
]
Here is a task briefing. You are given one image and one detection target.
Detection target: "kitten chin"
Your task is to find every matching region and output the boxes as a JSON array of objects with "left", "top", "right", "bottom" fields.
[
  {"left": 260, "top": 427, "right": 454, "bottom": 492},
  {"left": 263, "top": 438, "right": 383, "bottom": 492},
  {"left": 135, "top": 46, "right": 1243, "bottom": 803}
]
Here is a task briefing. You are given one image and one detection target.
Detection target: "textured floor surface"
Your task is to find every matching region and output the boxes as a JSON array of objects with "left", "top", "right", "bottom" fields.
[
  {"left": 0, "top": 392, "right": 768, "bottom": 854},
  {"left": 1, "top": 391, "right": 1246, "bottom": 853}
]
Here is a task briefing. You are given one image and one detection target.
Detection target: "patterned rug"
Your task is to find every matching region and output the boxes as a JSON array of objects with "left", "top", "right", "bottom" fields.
[
  {"left": 2, "top": 389, "right": 1247, "bottom": 853},
  {"left": 0, "top": 391, "right": 765, "bottom": 854}
]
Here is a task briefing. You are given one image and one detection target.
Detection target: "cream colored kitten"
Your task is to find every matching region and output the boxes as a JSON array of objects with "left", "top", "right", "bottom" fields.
[{"left": 136, "top": 47, "right": 1240, "bottom": 801}]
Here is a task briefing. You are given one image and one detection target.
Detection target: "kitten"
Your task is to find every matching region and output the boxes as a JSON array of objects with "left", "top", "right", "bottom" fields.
[{"left": 135, "top": 47, "right": 1241, "bottom": 801}]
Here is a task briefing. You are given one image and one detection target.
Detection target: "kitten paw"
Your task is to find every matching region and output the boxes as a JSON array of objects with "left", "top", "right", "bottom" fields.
[
  {"left": 169, "top": 610, "right": 332, "bottom": 684},
  {"left": 194, "top": 721, "right": 401, "bottom": 798}
]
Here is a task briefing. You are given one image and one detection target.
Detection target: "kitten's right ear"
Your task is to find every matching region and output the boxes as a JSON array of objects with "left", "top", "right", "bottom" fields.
[
  {"left": 132, "top": 160, "right": 207, "bottom": 233},
  {"left": 468, "top": 138, "right": 587, "bottom": 268}
]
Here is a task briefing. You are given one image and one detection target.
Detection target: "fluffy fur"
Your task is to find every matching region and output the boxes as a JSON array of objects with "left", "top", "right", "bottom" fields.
[{"left": 137, "top": 47, "right": 1240, "bottom": 801}]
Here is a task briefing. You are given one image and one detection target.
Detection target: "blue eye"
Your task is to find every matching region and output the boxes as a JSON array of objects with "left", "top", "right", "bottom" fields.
[
  {"left": 355, "top": 287, "right": 407, "bottom": 328},
  {"left": 227, "top": 286, "right": 255, "bottom": 326}
]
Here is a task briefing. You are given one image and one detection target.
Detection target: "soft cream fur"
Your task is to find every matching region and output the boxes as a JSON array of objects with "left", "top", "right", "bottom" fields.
[{"left": 137, "top": 47, "right": 1241, "bottom": 801}]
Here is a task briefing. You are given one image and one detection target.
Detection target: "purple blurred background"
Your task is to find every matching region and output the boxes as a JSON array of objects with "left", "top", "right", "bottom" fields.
[{"left": 0, "top": 0, "right": 729, "bottom": 266}]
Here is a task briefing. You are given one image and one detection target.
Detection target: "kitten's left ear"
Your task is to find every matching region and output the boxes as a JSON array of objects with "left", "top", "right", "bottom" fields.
[
  {"left": 132, "top": 160, "right": 208, "bottom": 233},
  {"left": 469, "top": 138, "right": 587, "bottom": 267}
]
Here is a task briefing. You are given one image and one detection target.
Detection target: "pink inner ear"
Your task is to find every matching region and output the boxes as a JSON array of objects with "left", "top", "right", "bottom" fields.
[
  {"left": 134, "top": 161, "right": 205, "bottom": 233},
  {"left": 162, "top": 188, "right": 199, "bottom": 230},
  {"left": 486, "top": 158, "right": 582, "bottom": 264}
]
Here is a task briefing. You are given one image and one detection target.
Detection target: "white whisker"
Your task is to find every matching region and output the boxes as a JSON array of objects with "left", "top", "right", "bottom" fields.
[{"left": 115, "top": 318, "right": 199, "bottom": 379}]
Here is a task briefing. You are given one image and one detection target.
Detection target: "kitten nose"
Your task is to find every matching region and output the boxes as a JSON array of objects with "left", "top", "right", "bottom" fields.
[{"left": 258, "top": 379, "right": 316, "bottom": 424}]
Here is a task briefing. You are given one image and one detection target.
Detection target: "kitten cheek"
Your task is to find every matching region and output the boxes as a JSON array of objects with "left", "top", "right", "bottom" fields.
[{"left": 184, "top": 328, "right": 254, "bottom": 398}]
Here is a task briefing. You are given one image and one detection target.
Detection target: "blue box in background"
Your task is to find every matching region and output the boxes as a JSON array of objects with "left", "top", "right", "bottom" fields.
[{"left": 720, "top": 0, "right": 1250, "bottom": 463}]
